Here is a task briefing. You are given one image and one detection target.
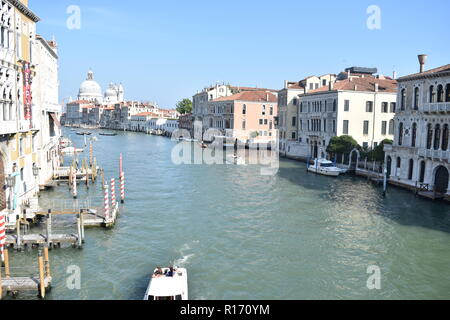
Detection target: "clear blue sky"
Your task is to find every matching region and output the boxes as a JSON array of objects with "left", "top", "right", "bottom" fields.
[{"left": 30, "top": 0, "right": 450, "bottom": 108}]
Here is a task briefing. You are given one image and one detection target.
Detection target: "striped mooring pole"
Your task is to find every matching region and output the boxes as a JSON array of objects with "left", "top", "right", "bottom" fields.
[
  {"left": 0, "top": 211, "right": 6, "bottom": 262},
  {"left": 120, "top": 172, "right": 125, "bottom": 204},
  {"left": 104, "top": 183, "right": 110, "bottom": 220},
  {"left": 111, "top": 178, "right": 116, "bottom": 207},
  {"left": 72, "top": 170, "right": 77, "bottom": 199}
]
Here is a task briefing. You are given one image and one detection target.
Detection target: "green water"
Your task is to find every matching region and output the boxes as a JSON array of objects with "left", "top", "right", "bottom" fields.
[{"left": 5, "top": 129, "right": 450, "bottom": 300}]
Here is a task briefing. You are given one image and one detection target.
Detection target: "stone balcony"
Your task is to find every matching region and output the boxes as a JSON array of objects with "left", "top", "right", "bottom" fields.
[
  {"left": 0, "top": 120, "right": 17, "bottom": 135},
  {"left": 419, "top": 102, "right": 450, "bottom": 114},
  {"left": 418, "top": 148, "right": 449, "bottom": 161}
]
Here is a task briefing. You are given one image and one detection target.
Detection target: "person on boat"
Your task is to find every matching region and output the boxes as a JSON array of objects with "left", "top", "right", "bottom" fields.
[
  {"left": 153, "top": 267, "right": 163, "bottom": 278},
  {"left": 166, "top": 267, "right": 174, "bottom": 277}
]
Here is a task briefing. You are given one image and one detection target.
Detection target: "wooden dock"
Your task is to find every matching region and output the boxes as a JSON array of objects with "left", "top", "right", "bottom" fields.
[
  {"left": 82, "top": 202, "right": 120, "bottom": 228},
  {"left": 0, "top": 248, "right": 52, "bottom": 299}
]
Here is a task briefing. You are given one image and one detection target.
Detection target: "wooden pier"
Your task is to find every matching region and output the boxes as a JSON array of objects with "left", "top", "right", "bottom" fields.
[
  {"left": 0, "top": 248, "right": 52, "bottom": 299},
  {"left": 5, "top": 212, "right": 85, "bottom": 250},
  {"left": 82, "top": 202, "right": 120, "bottom": 228}
]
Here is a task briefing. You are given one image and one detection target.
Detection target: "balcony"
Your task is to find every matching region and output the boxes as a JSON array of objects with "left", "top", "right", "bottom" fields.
[
  {"left": 418, "top": 148, "right": 449, "bottom": 161},
  {"left": 419, "top": 102, "right": 450, "bottom": 114},
  {"left": 0, "top": 120, "right": 17, "bottom": 135}
]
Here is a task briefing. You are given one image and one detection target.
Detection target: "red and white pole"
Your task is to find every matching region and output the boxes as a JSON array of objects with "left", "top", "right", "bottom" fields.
[
  {"left": 72, "top": 170, "right": 77, "bottom": 199},
  {"left": 120, "top": 171, "right": 125, "bottom": 204},
  {"left": 0, "top": 211, "right": 6, "bottom": 262},
  {"left": 104, "top": 183, "right": 110, "bottom": 220},
  {"left": 111, "top": 178, "right": 116, "bottom": 207},
  {"left": 119, "top": 153, "right": 123, "bottom": 175}
]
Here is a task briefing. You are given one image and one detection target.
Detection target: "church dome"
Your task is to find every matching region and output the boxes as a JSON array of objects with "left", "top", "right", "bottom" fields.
[
  {"left": 78, "top": 70, "right": 103, "bottom": 102},
  {"left": 105, "top": 83, "right": 117, "bottom": 98}
]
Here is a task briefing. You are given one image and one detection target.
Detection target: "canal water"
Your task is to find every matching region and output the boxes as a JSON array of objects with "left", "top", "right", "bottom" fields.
[{"left": 6, "top": 129, "right": 450, "bottom": 300}]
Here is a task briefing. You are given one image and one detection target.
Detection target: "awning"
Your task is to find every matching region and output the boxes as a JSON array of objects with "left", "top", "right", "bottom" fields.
[{"left": 50, "top": 112, "right": 61, "bottom": 128}]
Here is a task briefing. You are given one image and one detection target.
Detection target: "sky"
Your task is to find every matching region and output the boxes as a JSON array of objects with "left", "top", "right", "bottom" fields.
[{"left": 29, "top": 0, "right": 450, "bottom": 109}]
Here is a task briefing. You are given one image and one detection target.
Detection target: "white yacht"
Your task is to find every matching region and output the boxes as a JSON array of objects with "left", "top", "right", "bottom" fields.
[
  {"left": 307, "top": 159, "right": 342, "bottom": 177},
  {"left": 144, "top": 267, "right": 188, "bottom": 301}
]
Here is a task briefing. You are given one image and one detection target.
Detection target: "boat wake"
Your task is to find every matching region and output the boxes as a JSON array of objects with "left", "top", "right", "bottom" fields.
[{"left": 174, "top": 241, "right": 199, "bottom": 266}]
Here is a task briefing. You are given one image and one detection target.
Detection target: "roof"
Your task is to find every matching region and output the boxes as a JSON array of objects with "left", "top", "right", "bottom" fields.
[
  {"left": 67, "top": 100, "right": 93, "bottom": 105},
  {"left": 397, "top": 64, "right": 450, "bottom": 81},
  {"left": 133, "top": 112, "right": 159, "bottom": 117},
  {"left": 211, "top": 91, "right": 278, "bottom": 103},
  {"left": 8, "top": 0, "right": 40, "bottom": 22},
  {"left": 306, "top": 77, "right": 397, "bottom": 95},
  {"left": 230, "top": 86, "right": 278, "bottom": 93}
]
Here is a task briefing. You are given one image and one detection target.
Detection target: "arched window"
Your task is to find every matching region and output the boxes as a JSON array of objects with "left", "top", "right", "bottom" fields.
[
  {"left": 397, "top": 157, "right": 401, "bottom": 169},
  {"left": 242, "top": 104, "right": 246, "bottom": 115},
  {"left": 437, "top": 85, "right": 444, "bottom": 103},
  {"left": 427, "top": 123, "right": 433, "bottom": 149},
  {"left": 398, "top": 122, "right": 404, "bottom": 146},
  {"left": 446, "top": 84, "right": 450, "bottom": 102},
  {"left": 411, "top": 123, "right": 417, "bottom": 147},
  {"left": 333, "top": 100, "right": 336, "bottom": 112},
  {"left": 414, "top": 87, "right": 419, "bottom": 110},
  {"left": 442, "top": 124, "right": 449, "bottom": 151},
  {"left": 408, "top": 159, "right": 414, "bottom": 180},
  {"left": 434, "top": 124, "right": 441, "bottom": 150},
  {"left": 429, "top": 85, "right": 435, "bottom": 103},
  {"left": 419, "top": 161, "right": 426, "bottom": 183},
  {"left": 401, "top": 89, "right": 406, "bottom": 110}
]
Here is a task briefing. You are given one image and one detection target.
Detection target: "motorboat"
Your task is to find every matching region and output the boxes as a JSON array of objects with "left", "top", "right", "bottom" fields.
[
  {"left": 76, "top": 132, "right": 92, "bottom": 136},
  {"left": 99, "top": 132, "right": 117, "bottom": 136},
  {"left": 144, "top": 267, "right": 188, "bottom": 301},
  {"left": 307, "top": 158, "right": 342, "bottom": 177},
  {"left": 61, "top": 146, "right": 84, "bottom": 154}
]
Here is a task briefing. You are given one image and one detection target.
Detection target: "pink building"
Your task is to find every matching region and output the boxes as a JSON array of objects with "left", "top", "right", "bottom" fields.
[{"left": 207, "top": 91, "right": 278, "bottom": 143}]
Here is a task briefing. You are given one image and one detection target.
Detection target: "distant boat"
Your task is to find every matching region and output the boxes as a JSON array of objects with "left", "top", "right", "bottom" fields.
[
  {"left": 99, "top": 132, "right": 117, "bottom": 136},
  {"left": 144, "top": 267, "right": 188, "bottom": 301},
  {"left": 76, "top": 132, "right": 92, "bottom": 136}
]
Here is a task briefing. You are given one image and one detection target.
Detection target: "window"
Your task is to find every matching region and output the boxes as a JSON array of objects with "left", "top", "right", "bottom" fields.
[
  {"left": 259, "top": 119, "right": 263, "bottom": 125},
  {"left": 382, "top": 121, "right": 387, "bottom": 135},
  {"left": 401, "top": 89, "right": 406, "bottom": 110},
  {"left": 322, "top": 79, "right": 327, "bottom": 86},
  {"left": 333, "top": 120, "right": 336, "bottom": 133},
  {"left": 333, "top": 100, "right": 336, "bottom": 112},
  {"left": 264, "top": 119, "right": 268, "bottom": 125},
  {"left": 390, "top": 102, "right": 396, "bottom": 113},
  {"left": 242, "top": 105, "right": 246, "bottom": 115},
  {"left": 293, "top": 98, "right": 298, "bottom": 106},
  {"left": 309, "top": 83, "right": 313, "bottom": 90},
  {"left": 363, "top": 121, "right": 369, "bottom": 135},
  {"left": 388, "top": 120, "right": 394, "bottom": 135},
  {"left": 292, "top": 117, "right": 296, "bottom": 127},
  {"left": 442, "top": 124, "right": 449, "bottom": 151},
  {"left": 292, "top": 132, "right": 296, "bottom": 140},
  {"left": 366, "top": 101, "right": 373, "bottom": 112},
  {"left": 429, "top": 86, "right": 435, "bottom": 103},
  {"left": 262, "top": 105, "right": 266, "bottom": 115},
  {"left": 398, "top": 122, "right": 404, "bottom": 146},
  {"left": 414, "top": 87, "right": 420, "bottom": 110},
  {"left": 270, "top": 106, "right": 273, "bottom": 116},
  {"left": 323, "top": 119, "right": 327, "bottom": 132},
  {"left": 437, "top": 85, "right": 444, "bottom": 103},
  {"left": 397, "top": 157, "right": 401, "bottom": 169},
  {"left": 411, "top": 123, "right": 417, "bottom": 147},
  {"left": 382, "top": 102, "right": 388, "bottom": 113},
  {"left": 363, "top": 142, "right": 369, "bottom": 149},
  {"left": 344, "top": 100, "right": 350, "bottom": 111},
  {"left": 343, "top": 120, "right": 349, "bottom": 135},
  {"left": 446, "top": 84, "right": 450, "bottom": 102},
  {"left": 434, "top": 124, "right": 441, "bottom": 150},
  {"left": 408, "top": 159, "right": 414, "bottom": 180}
]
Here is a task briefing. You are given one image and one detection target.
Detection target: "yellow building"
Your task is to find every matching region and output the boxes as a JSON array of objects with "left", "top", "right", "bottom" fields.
[{"left": 0, "top": 0, "right": 41, "bottom": 222}]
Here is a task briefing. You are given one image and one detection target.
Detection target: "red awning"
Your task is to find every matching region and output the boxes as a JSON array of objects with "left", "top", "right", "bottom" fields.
[{"left": 50, "top": 112, "right": 62, "bottom": 128}]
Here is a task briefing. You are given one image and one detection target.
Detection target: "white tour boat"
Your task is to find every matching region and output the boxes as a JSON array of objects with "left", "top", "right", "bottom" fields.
[
  {"left": 144, "top": 267, "right": 188, "bottom": 301},
  {"left": 307, "top": 158, "right": 342, "bottom": 177}
]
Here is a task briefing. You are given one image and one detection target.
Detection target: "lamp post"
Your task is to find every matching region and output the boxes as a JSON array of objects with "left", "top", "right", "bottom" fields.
[
  {"left": 32, "top": 163, "right": 40, "bottom": 197},
  {"left": 6, "top": 175, "right": 16, "bottom": 210}
]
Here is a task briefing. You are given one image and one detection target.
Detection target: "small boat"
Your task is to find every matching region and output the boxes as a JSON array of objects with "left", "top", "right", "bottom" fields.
[
  {"left": 144, "top": 267, "right": 188, "bottom": 301},
  {"left": 61, "top": 147, "right": 84, "bottom": 154},
  {"left": 76, "top": 132, "right": 92, "bottom": 136},
  {"left": 99, "top": 132, "right": 117, "bottom": 136},
  {"left": 307, "top": 158, "right": 342, "bottom": 177}
]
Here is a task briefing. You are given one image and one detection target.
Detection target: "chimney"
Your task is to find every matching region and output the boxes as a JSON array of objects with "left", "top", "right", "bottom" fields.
[
  {"left": 393, "top": 71, "right": 397, "bottom": 80},
  {"left": 284, "top": 80, "right": 288, "bottom": 89},
  {"left": 375, "top": 83, "right": 379, "bottom": 92},
  {"left": 329, "top": 81, "right": 334, "bottom": 91},
  {"left": 418, "top": 54, "right": 428, "bottom": 73}
]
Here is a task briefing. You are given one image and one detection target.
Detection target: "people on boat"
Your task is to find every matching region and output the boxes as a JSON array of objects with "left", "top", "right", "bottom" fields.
[
  {"left": 152, "top": 267, "right": 164, "bottom": 278},
  {"left": 165, "top": 266, "right": 174, "bottom": 277}
]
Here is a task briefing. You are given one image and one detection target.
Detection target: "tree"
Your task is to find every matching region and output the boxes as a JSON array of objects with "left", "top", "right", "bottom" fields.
[
  {"left": 176, "top": 99, "right": 193, "bottom": 115},
  {"left": 366, "top": 139, "right": 393, "bottom": 162},
  {"left": 327, "top": 135, "right": 359, "bottom": 155}
]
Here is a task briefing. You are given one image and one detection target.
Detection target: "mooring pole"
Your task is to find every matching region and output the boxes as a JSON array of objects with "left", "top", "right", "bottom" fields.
[
  {"left": 46, "top": 210, "right": 52, "bottom": 249},
  {"left": 43, "top": 246, "right": 51, "bottom": 278},
  {"left": 4, "top": 249, "right": 10, "bottom": 278},
  {"left": 38, "top": 251, "right": 45, "bottom": 299},
  {"left": 76, "top": 214, "right": 82, "bottom": 248},
  {"left": 16, "top": 218, "right": 21, "bottom": 250},
  {"left": 383, "top": 166, "right": 388, "bottom": 197},
  {"left": 79, "top": 210, "right": 85, "bottom": 243}
]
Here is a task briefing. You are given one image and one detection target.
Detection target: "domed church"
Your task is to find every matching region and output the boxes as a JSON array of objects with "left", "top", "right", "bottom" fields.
[{"left": 77, "top": 70, "right": 125, "bottom": 105}]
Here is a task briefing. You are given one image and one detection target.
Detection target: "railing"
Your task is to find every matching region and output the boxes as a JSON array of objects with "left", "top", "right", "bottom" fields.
[{"left": 419, "top": 102, "right": 450, "bottom": 113}]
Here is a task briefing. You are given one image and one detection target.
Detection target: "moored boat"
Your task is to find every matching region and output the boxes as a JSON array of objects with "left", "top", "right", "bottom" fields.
[
  {"left": 307, "top": 158, "right": 342, "bottom": 177},
  {"left": 99, "top": 132, "right": 117, "bottom": 136},
  {"left": 144, "top": 267, "right": 188, "bottom": 301}
]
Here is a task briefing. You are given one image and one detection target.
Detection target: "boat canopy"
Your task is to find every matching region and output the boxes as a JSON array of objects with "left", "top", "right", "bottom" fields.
[{"left": 148, "top": 277, "right": 183, "bottom": 297}]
